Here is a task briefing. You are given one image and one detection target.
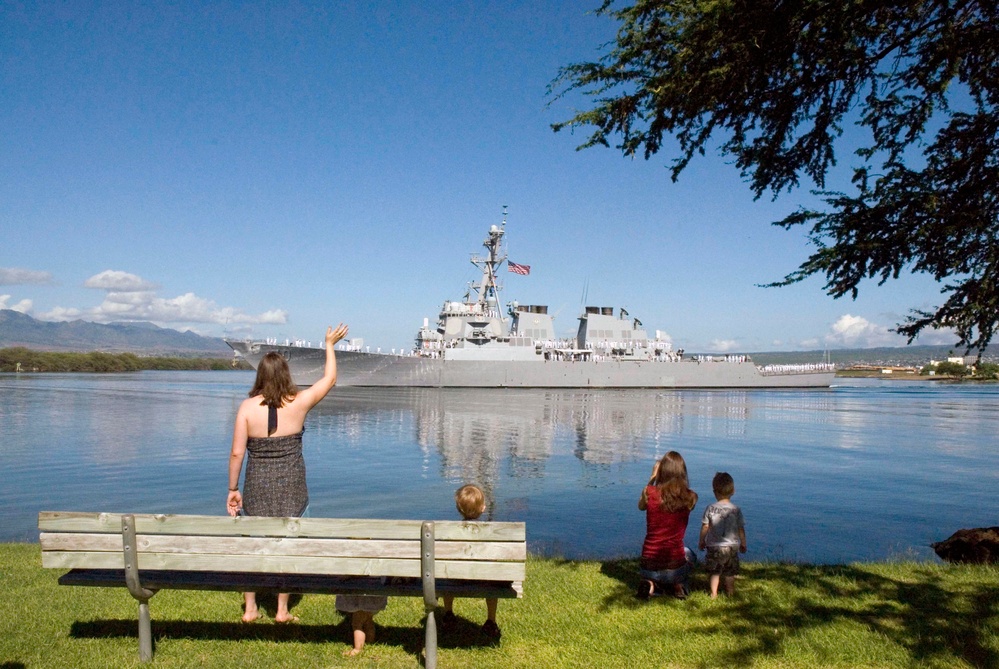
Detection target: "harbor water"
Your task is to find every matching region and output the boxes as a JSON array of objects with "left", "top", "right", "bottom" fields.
[{"left": 2, "top": 371, "right": 996, "bottom": 563}]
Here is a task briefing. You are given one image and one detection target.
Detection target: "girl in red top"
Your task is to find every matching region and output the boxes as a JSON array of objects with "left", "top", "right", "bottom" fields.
[{"left": 638, "top": 451, "right": 698, "bottom": 599}]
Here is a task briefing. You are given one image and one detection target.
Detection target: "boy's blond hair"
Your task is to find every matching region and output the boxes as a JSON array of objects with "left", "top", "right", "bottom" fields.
[
  {"left": 455, "top": 484, "right": 485, "bottom": 520},
  {"left": 712, "top": 472, "right": 735, "bottom": 499}
]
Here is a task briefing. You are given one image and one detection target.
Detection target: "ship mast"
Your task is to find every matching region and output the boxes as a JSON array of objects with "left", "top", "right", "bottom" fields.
[{"left": 467, "top": 207, "right": 507, "bottom": 317}]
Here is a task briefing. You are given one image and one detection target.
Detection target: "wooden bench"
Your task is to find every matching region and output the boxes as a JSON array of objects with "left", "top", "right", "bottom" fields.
[{"left": 39, "top": 511, "right": 526, "bottom": 666}]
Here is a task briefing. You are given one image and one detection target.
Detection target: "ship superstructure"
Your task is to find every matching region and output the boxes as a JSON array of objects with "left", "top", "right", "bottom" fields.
[{"left": 226, "top": 213, "right": 835, "bottom": 388}]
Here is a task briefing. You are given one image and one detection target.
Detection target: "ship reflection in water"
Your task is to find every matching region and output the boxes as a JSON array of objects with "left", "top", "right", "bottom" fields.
[
  {"left": 304, "top": 385, "right": 956, "bottom": 563},
  {"left": 6, "top": 372, "right": 994, "bottom": 564},
  {"left": 301, "top": 382, "right": 999, "bottom": 563}
]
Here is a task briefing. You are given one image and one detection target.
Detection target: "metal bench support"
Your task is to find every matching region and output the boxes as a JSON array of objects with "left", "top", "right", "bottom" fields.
[
  {"left": 121, "top": 514, "right": 157, "bottom": 662},
  {"left": 421, "top": 521, "right": 437, "bottom": 669}
]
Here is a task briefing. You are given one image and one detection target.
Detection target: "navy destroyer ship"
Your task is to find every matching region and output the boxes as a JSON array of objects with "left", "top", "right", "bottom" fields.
[{"left": 225, "top": 216, "right": 835, "bottom": 388}]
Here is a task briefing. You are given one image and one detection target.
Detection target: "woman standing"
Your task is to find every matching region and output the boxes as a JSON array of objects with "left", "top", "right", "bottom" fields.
[
  {"left": 227, "top": 323, "right": 348, "bottom": 622},
  {"left": 637, "top": 450, "right": 698, "bottom": 599}
]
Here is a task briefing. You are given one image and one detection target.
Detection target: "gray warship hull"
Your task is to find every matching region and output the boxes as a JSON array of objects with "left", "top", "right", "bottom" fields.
[
  {"left": 224, "top": 341, "right": 834, "bottom": 388},
  {"left": 225, "top": 215, "right": 835, "bottom": 388}
]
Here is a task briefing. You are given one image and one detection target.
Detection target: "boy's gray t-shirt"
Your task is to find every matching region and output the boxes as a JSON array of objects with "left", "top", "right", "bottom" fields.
[{"left": 701, "top": 500, "right": 744, "bottom": 548}]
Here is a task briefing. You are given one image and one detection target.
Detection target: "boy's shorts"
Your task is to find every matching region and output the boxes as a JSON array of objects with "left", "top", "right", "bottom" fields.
[
  {"left": 705, "top": 545, "right": 740, "bottom": 576},
  {"left": 336, "top": 594, "right": 388, "bottom": 613}
]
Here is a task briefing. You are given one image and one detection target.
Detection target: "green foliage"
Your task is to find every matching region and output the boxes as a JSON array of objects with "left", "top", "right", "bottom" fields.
[
  {"left": 551, "top": 0, "right": 999, "bottom": 353},
  {"left": 3, "top": 544, "right": 998, "bottom": 668},
  {"left": 0, "top": 347, "right": 244, "bottom": 373},
  {"left": 972, "top": 362, "right": 999, "bottom": 379},
  {"left": 922, "top": 360, "right": 969, "bottom": 376}
]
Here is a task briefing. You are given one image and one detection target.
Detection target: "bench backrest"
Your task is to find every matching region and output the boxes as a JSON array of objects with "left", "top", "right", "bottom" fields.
[{"left": 39, "top": 511, "right": 526, "bottom": 591}]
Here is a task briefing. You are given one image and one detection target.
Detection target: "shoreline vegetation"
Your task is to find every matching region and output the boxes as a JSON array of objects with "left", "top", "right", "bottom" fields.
[
  {"left": 2, "top": 543, "right": 996, "bottom": 668},
  {"left": 0, "top": 346, "right": 251, "bottom": 373},
  {"left": 1, "top": 346, "right": 992, "bottom": 381}
]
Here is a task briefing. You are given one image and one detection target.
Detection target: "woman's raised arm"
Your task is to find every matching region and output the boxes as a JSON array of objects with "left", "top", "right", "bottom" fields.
[{"left": 296, "top": 323, "right": 349, "bottom": 409}]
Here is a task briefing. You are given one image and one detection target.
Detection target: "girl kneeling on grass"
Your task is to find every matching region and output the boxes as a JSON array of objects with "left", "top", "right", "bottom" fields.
[{"left": 637, "top": 451, "right": 698, "bottom": 599}]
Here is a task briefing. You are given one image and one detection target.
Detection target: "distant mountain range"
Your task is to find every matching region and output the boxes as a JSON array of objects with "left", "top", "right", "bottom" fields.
[
  {"left": 0, "top": 309, "right": 231, "bottom": 356},
  {"left": 1, "top": 309, "right": 994, "bottom": 363}
]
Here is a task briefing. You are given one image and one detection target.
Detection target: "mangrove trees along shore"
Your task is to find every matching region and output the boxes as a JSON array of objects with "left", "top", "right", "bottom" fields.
[{"left": 0, "top": 347, "right": 248, "bottom": 373}]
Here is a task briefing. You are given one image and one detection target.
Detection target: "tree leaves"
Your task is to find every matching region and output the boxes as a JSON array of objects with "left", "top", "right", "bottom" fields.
[{"left": 551, "top": 0, "right": 999, "bottom": 353}]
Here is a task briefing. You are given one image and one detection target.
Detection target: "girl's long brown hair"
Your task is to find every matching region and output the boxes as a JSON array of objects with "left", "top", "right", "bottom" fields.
[
  {"left": 248, "top": 352, "right": 298, "bottom": 408},
  {"left": 652, "top": 451, "right": 698, "bottom": 512}
]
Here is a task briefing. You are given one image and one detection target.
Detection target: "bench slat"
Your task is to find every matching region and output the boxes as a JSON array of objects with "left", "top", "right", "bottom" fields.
[
  {"left": 42, "top": 551, "right": 527, "bottom": 581},
  {"left": 39, "top": 512, "right": 525, "bottom": 542},
  {"left": 41, "top": 533, "right": 528, "bottom": 561}
]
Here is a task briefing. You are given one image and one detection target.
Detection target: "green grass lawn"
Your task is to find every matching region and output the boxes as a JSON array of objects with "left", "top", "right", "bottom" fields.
[{"left": 2, "top": 543, "right": 997, "bottom": 668}]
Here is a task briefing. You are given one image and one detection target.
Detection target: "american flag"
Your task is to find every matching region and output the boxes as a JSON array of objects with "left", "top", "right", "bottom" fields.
[{"left": 508, "top": 262, "right": 531, "bottom": 275}]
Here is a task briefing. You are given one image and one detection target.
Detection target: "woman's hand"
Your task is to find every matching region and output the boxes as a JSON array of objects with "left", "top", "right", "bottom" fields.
[
  {"left": 649, "top": 459, "right": 661, "bottom": 484},
  {"left": 227, "top": 490, "right": 242, "bottom": 517},
  {"left": 326, "top": 323, "right": 349, "bottom": 347}
]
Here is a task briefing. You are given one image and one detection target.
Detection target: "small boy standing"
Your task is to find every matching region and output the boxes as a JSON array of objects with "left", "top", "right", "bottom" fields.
[
  {"left": 441, "top": 484, "right": 501, "bottom": 639},
  {"left": 698, "top": 472, "right": 747, "bottom": 598},
  {"left": 335, "top": 593, "right": 387, "bottom": 656}
]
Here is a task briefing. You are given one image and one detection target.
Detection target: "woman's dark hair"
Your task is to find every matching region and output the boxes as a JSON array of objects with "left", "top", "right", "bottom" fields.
[{"left": 248, "top": 352, "right": 298, "bottom": 407}]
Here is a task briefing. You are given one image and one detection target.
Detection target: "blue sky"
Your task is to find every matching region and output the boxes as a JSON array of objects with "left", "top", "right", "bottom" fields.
[{"left": 1, "top": 1, "right": 957, "bottom": 353}]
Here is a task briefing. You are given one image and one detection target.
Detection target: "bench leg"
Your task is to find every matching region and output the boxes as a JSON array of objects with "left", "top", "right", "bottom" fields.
[
  {"left": 421, "top": 521, "right": 437, "bottom": 669},
  {"left": 138, "top": 598, "right": 153, "bottom": 662},
  {"left": 425, "top": 609, "right": 437, "bottom": 669}
]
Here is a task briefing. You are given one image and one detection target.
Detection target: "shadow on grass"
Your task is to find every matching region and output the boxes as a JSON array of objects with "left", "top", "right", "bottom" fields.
[
  {"left": 599, "top": 559, "right": 999, "bottom": 668},
  {"left": 433, "top": 613, "right": 502, "bottom": 649},
  {"left": 69, "top": 618, "right": 424, "bottom": 658},
  {"left": 69, "top": 611, "right": 496, "bottom": 658}
]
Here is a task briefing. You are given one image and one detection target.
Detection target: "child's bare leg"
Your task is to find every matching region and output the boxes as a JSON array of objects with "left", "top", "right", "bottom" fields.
[
  {"left": 242, "top": 592, "right": 259, "bottom": 622},
  {"left": 723, "top": 575, "right": 736, "bottom": 596},
  {"left": 709, "top": 574, "right": 720, "bottom": 599},
  {"left": 441, "top": 595, "right": 457, "bottom": 627},
  {"left": 344, "top": 611, "right": 373, "bottom": 656},
  {"left": 274, "top": 593, "right": 298, "bottom": 622},
  {"left": 481, "top": 598, "right": 501, "bottom": 638},
  {"left": 486, "top": 597, "right": 498, "bottom": 623},
  {"left": 363, "top": 614, "right": 376, "bottom": 643}
]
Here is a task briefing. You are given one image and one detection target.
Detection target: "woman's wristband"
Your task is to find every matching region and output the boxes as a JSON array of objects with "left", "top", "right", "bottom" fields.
[{"left": 229, "top": 487, "right": 239, "bottom": 492}]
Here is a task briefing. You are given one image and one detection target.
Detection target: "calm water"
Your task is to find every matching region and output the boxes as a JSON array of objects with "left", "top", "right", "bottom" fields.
[{"left": 2, "top": 371, "right": 996, "bottom": 563}]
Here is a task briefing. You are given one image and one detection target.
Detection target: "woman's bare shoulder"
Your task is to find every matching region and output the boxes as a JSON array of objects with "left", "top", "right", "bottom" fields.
[{"left": 238, "top": 395, "right": 263, "bottom": 412}]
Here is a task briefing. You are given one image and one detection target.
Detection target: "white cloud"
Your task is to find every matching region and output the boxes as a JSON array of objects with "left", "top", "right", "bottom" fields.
[
  {"left": 821, "top": 314, "right": 907, "bottom": 348},
  {"left": 652, "top": 330, "right": 672, "bottom": 345},
  {"left": 38, "top": 270, "right": 288, "bottom": 328},
  {"left": 40, "top": 306, "right": 83, "bottom": 320},
  {"left": 0, "top": 268, "right": 53, "bottom": 286},
  {"left": 709, "top": 339, "right": 740, "bottom": 353},
  {"left": 905, "top": 328, "right": 958, "bottom": 346},
  {"left": 84, "top": 270, "right": 158, "bottom": 292},
  {"left": 0, "top": 295, "right": 33, "bottom": 313}
]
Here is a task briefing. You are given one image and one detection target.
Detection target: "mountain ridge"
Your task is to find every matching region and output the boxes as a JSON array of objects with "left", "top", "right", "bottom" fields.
[{"left": 0, "top": 309, "right": 230, "bottom": 356}]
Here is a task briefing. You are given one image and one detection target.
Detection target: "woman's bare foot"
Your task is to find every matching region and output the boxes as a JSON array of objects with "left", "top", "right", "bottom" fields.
[
  {"left": 242, "top": 593, "right": 259, "bottom": 622},
  {"left": 274, "top": 613, "right": 300, "bottom": 623},
  {"left": 343, "top": 646, "right": 363, "bottom": 657}
]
